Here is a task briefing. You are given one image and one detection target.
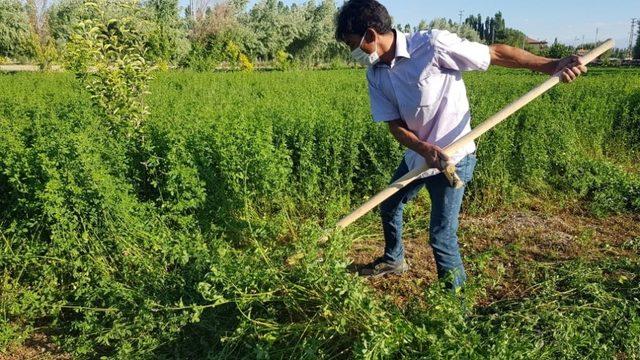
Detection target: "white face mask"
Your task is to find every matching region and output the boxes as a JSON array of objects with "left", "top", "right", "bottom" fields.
[{"left": 351, "top": 33, "right": 380, "bottom": 66}]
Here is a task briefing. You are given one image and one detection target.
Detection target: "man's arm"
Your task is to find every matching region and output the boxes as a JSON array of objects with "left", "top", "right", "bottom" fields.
[
  {"left": 489, "top": 44, "right": 587, "bottom": 83},
  {"left": 387, "top": 119, "right": 449, "bottom": 170}
]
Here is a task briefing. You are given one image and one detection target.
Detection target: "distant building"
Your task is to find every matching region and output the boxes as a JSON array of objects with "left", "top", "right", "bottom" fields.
[{"left": 526, "top": 37, "right": 548, "bottom": 50}]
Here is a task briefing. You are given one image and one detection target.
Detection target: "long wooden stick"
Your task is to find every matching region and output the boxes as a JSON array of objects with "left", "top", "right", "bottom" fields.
[{"left": 335, "top": 39, "right": 614, "bottom": 231}]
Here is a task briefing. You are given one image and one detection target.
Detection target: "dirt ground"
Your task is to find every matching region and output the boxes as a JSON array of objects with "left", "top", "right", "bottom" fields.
[
  {"left": 0, "top": 333, "right": 70, "bottom": 360},
  {"left": 349, "top": 206, "right": 640, "bottom": 307}
]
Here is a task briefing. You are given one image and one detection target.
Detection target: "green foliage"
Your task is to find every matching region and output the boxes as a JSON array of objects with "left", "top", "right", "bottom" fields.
[
  {"left": 463, "top": 11, "right": 546, "bottom": 55},
  {"left": 0, "top": 0, "right": 33, "bottom": 59},
  {"left": 464, "top": 68, "right": 640, "bottom": 212},
  {"left": 425, "top": 18, "right": 481, "bottom": 42},
  {"left": 184, "top": 0, "right": 348, "bottom": 67},
  {"left": 613, "top": 91, "right": 640, "bottom": 152},
  {"left": 48, "top": 0, "right": 189, "bottom": 65},
  {"left": 181, "top": 41, "right": 223, "bottom": 71},
  {"left": 548, "top": 38, "right": 575, "bottom": 59},
  {"left": 28, "top": 32, "right": 58, "bottom": 71},
  {"left": 284, "top": 0, "right": 346, "bottom": 65},
  {"left": 634, "top": 31, "right": 640, "bottom": 59},
  {"left": 243, "top": 0, "right": 300, "bottom": 60},
  {"left": 65, "top": 0, "right": 153, "bottom": 135},
  {"left": 465, "top": 11, "right": 505, "bottom": 44},
  {"left": 47, "top": 0, "right": 86, "bottom": 47},
  {"left": 460, "top": 259, "right": 640, "bottom": 358},
  {"left": 500, "top": 28, "right": 542, "bottom": 55},
  {"left": 0, "top": 73, "right": 211, "bottom": 358},
  {"left": 226, "top": 40, "right": 253, "bottom": 71},
  {"left": 144, "top": 0, "right": 190, "bottom": 63},
  {"left": 274, "top": 49, "right": 291, "bottom": 70},
  {"left": 1, "top": 68, "right": 639, "bottom": 358},
  {"left": 181, "top": 39, "right": 253, "bottom": 72}
]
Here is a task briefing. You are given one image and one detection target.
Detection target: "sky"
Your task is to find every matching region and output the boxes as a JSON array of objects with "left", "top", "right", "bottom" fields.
[{"left": 179, "top": 0, "right": 640, "bottom": 49}]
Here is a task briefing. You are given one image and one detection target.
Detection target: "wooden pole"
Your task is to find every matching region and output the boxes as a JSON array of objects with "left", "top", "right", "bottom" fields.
[{"left": 335, "top": 39, "right": 614, "bottom": 231}]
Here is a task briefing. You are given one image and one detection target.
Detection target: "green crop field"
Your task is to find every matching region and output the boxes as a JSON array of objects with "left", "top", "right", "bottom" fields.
[{"left": 1, "top": 68, "right": 640, "bottom": 359}]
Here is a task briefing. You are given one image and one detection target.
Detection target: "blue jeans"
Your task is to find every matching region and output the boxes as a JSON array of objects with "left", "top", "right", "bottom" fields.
[{"left": 379, "top": 154, "right": 477, "bottom": 289}]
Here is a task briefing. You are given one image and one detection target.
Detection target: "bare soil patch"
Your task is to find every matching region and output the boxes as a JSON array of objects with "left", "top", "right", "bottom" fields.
[
  {"left": 1, "top": 333, "right": 70, "bottom": 360},
  {"left": 349, "top": 207, "right": 640, "bottom": 307}
]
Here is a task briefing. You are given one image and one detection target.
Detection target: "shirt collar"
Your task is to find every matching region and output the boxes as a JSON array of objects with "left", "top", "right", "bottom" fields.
[
  {"left": 394, "top": 30, "right": 411, "bottom": 59},
  {"left": 374, "top": 30, "right": 410, "bottom": 68}
]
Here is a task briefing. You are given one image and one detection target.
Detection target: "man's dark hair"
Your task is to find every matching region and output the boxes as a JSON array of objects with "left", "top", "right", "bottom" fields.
[{"left": 335, "top": 0, "right": 393, "bottom": 41}]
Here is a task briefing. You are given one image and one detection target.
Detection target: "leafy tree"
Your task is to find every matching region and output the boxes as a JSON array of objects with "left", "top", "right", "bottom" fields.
[
  {"left": 0, "top": 0, "right": 32, "bottom": 58},
  {"left": 499, "top": 28, "right": 547, "bottom": 55},
  {"left": 49, "top": 0, "right": 188, "bottom": 65},
  {"left": 144, "top": 0, "right": 190, "bottom": 64},
  {"left": 25, "top": 0, "right": 58, "bottom": 68},
  {"left": 244, "top": 0, "right": 301, "bottom": 60},
  {"left": 464, "top": 14, "right": 484, "bottom": 40},
  {"left": 609, "top": 48, "right": 626, "bottom": 60},
  {"left": 484, "top": 16, "right": 493, "bottom": 43},
  {"left": 633, "top": 31, "right": 640, "bottom": 59},
  {"left": 184, "top": 0, "right": 256, "bottom": 70},
  {"left": 47, "top": 0, "right": 87, "bottom": 47},
  {"left": 501, "top": 28, "right": 526, "bottom": 47},
  {"left": 493, "top": 11, "right": 505, "bottom": 40},
  {"left": 416, "top": 19, "right": 428, "bottom": 31},
  {"left": 66, "top": 0, "right": 153, "bottom": 135},
  {"left": 189, "top": 1, "right": 244, "bottom": 42},
  {"left": 548, "top": 38, "right": 574, "bottom": 59},
  {"left": 426, "top": 17, "right": 481, "bottom": 42},
  {"left": 466, "top": 12, "right": 511, "bottom": 44},
  {"left": 286, "top": 0, "right": 346, "bottom": 65}
]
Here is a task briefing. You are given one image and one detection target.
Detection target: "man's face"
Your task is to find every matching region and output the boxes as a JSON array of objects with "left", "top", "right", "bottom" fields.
[{"left": 343, "top": 29, "right": 378, "bottom": 55}]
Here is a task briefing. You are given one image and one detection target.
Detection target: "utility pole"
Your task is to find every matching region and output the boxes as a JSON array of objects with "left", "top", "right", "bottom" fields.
[
  {"left": 458, "top": 10, "right": 464, "bottom": 31},
  {"left": 595, "top": 27, "right": 599, "bottom": 44}
]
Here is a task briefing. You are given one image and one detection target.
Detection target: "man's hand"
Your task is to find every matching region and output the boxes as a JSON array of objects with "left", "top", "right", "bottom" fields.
[
  {"left": 552, "top": 55, "right": 587, "bottom": 83},
  {"left": 417, "top": 142, "right": 450, "bottom": 170},
  {"left": 387, "top": 120, "right": 450, "bottom": 170}
]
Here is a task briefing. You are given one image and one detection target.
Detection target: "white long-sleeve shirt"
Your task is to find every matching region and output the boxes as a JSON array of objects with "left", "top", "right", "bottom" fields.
[{"left": 367, "top": 29, "right": 490, "bottom": 178}]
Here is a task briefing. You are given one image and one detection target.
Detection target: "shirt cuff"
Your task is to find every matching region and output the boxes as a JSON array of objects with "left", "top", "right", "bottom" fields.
[{"left": 478, "top": 44, "right": 491, "bottom": 71}]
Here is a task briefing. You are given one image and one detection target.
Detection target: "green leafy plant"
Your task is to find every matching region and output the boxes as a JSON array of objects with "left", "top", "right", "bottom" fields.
[
  {"left": 65, "top": 0, "right": 153, "bottom": 136},
  {"left": 226, "top": 40, "right": 253, "bottom": 72}
]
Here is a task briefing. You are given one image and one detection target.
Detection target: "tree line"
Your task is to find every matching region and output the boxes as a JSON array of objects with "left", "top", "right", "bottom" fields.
[
  {"left": 0, "top": 0, "right": 637, "bottom": 70},
  {"left": 0, "top": 0, "right": 348, "bottom": 69}
]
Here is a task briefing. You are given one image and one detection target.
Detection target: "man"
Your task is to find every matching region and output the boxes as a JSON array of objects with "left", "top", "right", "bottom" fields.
[{"left": 335, "top": 0, "right": 586, "bottom": 289}]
